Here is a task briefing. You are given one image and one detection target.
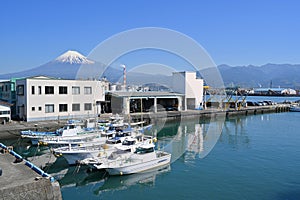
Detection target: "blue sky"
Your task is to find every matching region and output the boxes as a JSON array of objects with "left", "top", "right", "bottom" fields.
[{"left": 1, "top": 0, "right": 300, "bottom": 74}]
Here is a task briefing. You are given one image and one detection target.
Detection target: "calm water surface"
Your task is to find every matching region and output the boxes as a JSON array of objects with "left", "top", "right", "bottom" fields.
[{"left": 58, "top": 112, "right": 300, "bottom": 200}]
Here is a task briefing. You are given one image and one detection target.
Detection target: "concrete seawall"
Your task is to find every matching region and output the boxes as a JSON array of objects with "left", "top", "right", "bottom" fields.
[
  {"left": 0, "top": 145, "right": 62, "bottom": 200},
  {"left": 0, "top": 104, "right": 291, "bottom": 140},
  {"left": 129, "top": 104, "right": 291, "bottom": 121}
]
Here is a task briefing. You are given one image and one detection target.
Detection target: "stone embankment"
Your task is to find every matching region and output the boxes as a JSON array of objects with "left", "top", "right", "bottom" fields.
[{"left": 0, "top": 104, "right": 291, "bottom": 140}]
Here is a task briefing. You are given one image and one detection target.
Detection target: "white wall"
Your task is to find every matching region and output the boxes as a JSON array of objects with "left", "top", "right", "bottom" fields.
[
  {"left": 16, "top": 76, "right": 105, "bottom": 121},
  {"left": 172, "top": 72, "right": 204, "bottom": 110}
]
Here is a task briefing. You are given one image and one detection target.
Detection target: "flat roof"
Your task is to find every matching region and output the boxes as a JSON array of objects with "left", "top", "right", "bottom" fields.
[{"left": 108, "top": 91, "right": 184, "bottom": 98}]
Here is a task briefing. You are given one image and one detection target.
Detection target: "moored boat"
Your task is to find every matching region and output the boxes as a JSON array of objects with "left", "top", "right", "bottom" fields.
[
  {"left": 290, "top": 105, "right": 300, "bottom": 112},
  {"left": 94, "top": 143, "right": 171, "bottom": 175},
  {"left": 20, "top": 120, "right": 95, "bottom": 145},
  {"left": 52, "top": 133, "right": 152, "bottom": 165},
  {"left": 52, "top": 142, "right": 104, "bottom": 165},
  {"left": 80, "top": 135, "right": 156, "bottom": 166},
  {"left": 21, "top": 118, "right": 97, "bottom": 137}
]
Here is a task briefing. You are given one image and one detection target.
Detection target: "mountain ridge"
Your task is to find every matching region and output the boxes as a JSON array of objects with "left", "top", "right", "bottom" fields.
[
  {"left": 218, "top": 63, "right": 300, "bottom": 88},
  {"left": 1, "top": 50, "right": 300, "bottom": 88}
]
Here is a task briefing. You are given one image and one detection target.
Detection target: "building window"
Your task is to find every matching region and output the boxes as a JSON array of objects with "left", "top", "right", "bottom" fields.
[
  {"left": 17, "top": 85, "right": 24, "bottom": 95},
  {"left": 31, "top": 86, "right": 35, "bottom": 95},
  {"left": 72, "top": 86, "right": 80, "bottom": 95},
  {"left": 38, "top": 106, "right": 42, "bottom": 111},
  {"left": 84, "top": 87, "right": 92, "bottom": 94},
  {"left": 45, "top": 86, "right": 54, "bottom": 94},
  {"left": 59, "top": 86, "right": 68, "bottom": 94},
  {"left": 31, "top": 107, "right": 35, "bottom": 111},
  {"left": 84, "top": 103, "right": 92, "bottom": 111},
  {"left": 72, "top": 103, "right": 80, "bottom": 111},
  {"left": 59, "top": 104, "right": 68, "bottom": 112},
  {"left": 45, "top": 104, "right": 54, "bottom": 113},
  {"left": 38, "top": 86, "right": 42, "bottom": 95}
]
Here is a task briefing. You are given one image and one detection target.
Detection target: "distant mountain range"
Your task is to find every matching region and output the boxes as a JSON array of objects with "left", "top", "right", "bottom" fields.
[
  {"left": 218, "top": 63, "right": 300, "bottom": 88},
  {"left": 0, "top": 50, "right": 300, "bottom": 89}
]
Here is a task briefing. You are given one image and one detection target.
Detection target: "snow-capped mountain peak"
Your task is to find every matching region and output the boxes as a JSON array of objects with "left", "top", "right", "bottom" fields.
[{"left": 54, "top": 50, "right": 95, "bottom": 64}]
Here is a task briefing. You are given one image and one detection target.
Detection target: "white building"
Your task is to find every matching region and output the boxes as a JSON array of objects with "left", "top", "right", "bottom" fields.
[
  {"left": 109, "top": 91, "right": 183, "bottom": 114},
  {"left": 172, "top": 71, "right": 204, "bottom": 110},
  {"left": 0, "top": 103, "right": 11, "bottom": 123},
  {"left": 15, "top": 76, "right": 106, "bottom": 122},
  {"left": 108, "top": 71, "right": 204, "bottom": 114}
]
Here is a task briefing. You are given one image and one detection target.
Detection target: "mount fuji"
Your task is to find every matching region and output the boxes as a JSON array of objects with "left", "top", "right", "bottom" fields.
[
  {"left": 0, "top": 50, "right": 171, "bottom": 86},
  {"left": 54, "top": 50, "right": 95, "bottom": 65},
  {"left": 0, "top": 50, "right": 114, "bottom": 80}
]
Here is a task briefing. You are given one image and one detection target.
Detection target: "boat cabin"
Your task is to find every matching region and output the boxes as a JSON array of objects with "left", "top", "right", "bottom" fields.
[{"left": 135, "top": 145, "right": 155, "bottom": 154}]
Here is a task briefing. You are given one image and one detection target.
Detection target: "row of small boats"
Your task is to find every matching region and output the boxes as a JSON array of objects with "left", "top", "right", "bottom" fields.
[{"left": 20, "top": 115, "right": 171, "bottom": 176}]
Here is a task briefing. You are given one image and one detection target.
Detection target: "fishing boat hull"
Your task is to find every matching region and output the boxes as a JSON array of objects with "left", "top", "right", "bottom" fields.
[
  {"left": 52, "top": 139, "right": 113, "bottom": 165},
  {"left": 55, "top": 150, "right": 101, "bottom": 165},
  {"left": 40, "top": 133, "right": 106, "bottom": 146},
  {"left": 103, "top": 152, "right": 171, "bottom": 175}
]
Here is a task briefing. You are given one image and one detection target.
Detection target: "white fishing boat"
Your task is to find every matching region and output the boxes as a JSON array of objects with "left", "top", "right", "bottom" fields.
[
  {"left": 21, "top": 118, "right": 106, "bottom": 145},
  {"left": 20, "top": 119, "right": 95, "bottom": 145},
  {"left": 80, "top": 135, "right": 156, "bottom": 166},
  {"left": 290, "top": 105, "right": 300, "bottom": 112},
  {"left": 21, "top": 121, "right": 93, "bottom": 145},
  {"left": 52, "top": 132, "right": 150, "bottom": 165},
  {"left": 52, "top": 142, "right": 104, "bottom": 165},
  {"left": 38, "top": 130, "right": 109, "bottom": 147},
  {"left": 94, "top": 143, "right": 171, "bottom": 175}
]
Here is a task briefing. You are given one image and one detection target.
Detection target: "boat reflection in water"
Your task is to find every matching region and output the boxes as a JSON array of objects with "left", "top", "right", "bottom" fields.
[
  {"left": 58, "top": 164, "right": 171, "bottom": 197},
  {"left": 94, "top": 165, "right": 171, "bottom": 194}
]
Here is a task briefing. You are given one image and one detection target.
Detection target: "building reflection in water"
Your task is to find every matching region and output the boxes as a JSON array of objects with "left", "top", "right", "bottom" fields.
[
  {"left": 157, "top": 118, "right": 224, "bottom": 163},
  {"left": 156, "top": 116, "right": 250, "bottom": 163}
]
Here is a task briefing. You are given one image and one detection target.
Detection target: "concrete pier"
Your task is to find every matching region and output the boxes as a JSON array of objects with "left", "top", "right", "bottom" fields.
[
  {"left": 0, "top": 104, "right": 291, "bottom": 140},
  {"left": 129, "top": 104, "right": 291, "bottom": 121},
  {"left": 0, "top": 145, "right": 62, "bottom": 200}
]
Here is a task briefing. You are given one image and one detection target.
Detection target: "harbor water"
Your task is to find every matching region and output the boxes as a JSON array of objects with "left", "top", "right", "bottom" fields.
[
  {"left": 57, "top": 112, "right": 300, "bottom": 200},
  {"left": 1, "top": 97, "right": 300, "bottom": 200}
]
